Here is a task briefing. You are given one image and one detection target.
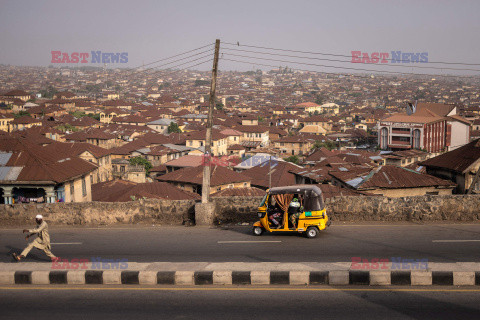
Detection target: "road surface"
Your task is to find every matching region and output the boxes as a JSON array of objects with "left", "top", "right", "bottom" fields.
[
  {"left": 2, "top": 223, "right": 480, "bottom": 263},
  {"left": 1, "top": 285, "right": 479, "bottom": 319}
]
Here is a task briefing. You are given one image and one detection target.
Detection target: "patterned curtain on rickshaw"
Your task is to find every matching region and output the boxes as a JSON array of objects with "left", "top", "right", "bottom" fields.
[{"left": 274, "top": 194, "right": 294, "bottom": 213}]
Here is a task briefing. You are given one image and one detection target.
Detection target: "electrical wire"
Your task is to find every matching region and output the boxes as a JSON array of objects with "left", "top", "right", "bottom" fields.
[
  {"left": 220, "top": 52, "right": 477, "bottom": 78},
  {"left": 126, "top": 49, "right": 214, "bottom": 78},
  {"left": 221, "top": 47, "right": 480, "bottom": 72},
  {"left": 223, "top": 42, "right": 480, "bottom": 66},
  {"left": 128, "top": 43, "right": 214, "bottom": 71},
  {"left": 220, "top": 57, "right": 476, "bottom": 79}
]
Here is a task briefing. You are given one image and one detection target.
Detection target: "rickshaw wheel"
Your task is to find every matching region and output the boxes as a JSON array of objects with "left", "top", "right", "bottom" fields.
[
  {"left": 305, "top": 227, "right": 318, "bottom": 238},
  {"left": 253, "top": 226, "right": 264, "bottom": 236}
]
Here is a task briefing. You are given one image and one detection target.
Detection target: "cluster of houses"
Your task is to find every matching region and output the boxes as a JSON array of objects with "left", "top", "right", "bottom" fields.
[{"left": 0, "top": 85, "right": 478, "bottom": 205}]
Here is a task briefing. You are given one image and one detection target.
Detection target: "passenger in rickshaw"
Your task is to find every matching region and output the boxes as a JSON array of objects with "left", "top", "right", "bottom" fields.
[
  {"left": 288, "top": 196, "right": 303, "bottom": 228},
  {"left": 267, "top": 197, "right": 283, "bottom": 229}
]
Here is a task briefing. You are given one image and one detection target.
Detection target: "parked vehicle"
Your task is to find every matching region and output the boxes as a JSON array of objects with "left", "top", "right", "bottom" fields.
[{"left": 253, "top": 185, "right": 330, "bottom": 238}]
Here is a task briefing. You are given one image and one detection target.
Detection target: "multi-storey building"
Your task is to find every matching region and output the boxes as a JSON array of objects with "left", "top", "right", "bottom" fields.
[{"left": 378, "top": 103, "right": 470, "bottom": 153}]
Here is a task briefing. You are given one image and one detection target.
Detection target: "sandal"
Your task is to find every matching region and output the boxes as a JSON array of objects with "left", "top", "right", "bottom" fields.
[{"left": 12, "top": 253, "right": 21, "bottom": 262}]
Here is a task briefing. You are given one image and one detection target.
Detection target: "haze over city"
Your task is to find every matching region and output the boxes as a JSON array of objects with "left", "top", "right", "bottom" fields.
[{"left": 1, "top": 0, "right": 479, "bottom": 75}]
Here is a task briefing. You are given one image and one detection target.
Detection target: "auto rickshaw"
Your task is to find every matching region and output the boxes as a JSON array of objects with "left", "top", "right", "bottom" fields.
[{"left": 253, "top": 185, "right": 330, "bottom": 238}]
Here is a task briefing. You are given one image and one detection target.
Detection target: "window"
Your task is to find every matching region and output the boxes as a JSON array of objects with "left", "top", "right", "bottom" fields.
[
  {"left": 380, "top": 127, "right": 388, "bottom": 149},
  {"left": 413, "top": 129, "right": 421, "bottom": 149},
  {"left": 70, "top": 181, "right": 74, "bottom": 196}
]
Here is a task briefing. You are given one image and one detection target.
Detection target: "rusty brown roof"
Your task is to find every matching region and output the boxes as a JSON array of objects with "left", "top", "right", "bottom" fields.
[
  {"left": 158, "top": 165, "right": 250, "bottom": 186},
  {"left": 357, "top": 165, "right": 455, "bottom": 190},
  {"left": 242, "top": 160, "right": 300, "bottom": 189},
  {"left": 211, "top": 187, "right": 265, "bottom": 198},
  {"left": 0, "top": 135, "right": 97, "bottom": 183},
  {"left": 421, "top": 139, "right": 480, "bottom": 173},
  {"left": 43, "top": 141, "right": 111, "bottom": 159}
]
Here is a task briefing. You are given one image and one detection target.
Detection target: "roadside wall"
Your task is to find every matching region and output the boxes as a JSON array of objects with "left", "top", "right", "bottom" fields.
[
  {"left": 325, "top": 195, "right": 480, "bottom": 221},
  {"left": 1, "top": 195, "right": 480, "bottom": 226},
  {"left": 0, "top": 199, "right": 197, "bottom": 226}
]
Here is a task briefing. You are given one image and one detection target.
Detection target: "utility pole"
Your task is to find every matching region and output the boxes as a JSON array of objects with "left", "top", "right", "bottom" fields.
[
  {"left": 201, "top": 39, "right": 220, "bottom": 204},
  {"left": 269, "top": 156, "right": 272, "bottom": 189}
]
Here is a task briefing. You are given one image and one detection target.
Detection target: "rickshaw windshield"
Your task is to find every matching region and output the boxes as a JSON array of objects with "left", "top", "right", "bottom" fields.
[{"left": 259, "top": 194, "right": 268, "bottom": 207}]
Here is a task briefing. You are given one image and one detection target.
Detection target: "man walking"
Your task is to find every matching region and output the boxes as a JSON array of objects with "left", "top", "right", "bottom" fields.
[{"left": 12, "top": 214, "right": 57, "bottom": 262}]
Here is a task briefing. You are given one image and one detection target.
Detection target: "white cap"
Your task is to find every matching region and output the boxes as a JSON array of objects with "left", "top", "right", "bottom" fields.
[{"left": 35, "top": 214, "right": 43, "bottom": 219}]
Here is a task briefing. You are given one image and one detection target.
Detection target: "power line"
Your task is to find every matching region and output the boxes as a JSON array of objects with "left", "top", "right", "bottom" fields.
[
  {"left": 146, "top": 58, "right": 212, "bottom": 78},
  {"left": 223, "top": 42, "right": 480, "bottom": 66},
  {"left": 114, "top": 58, "right": 212, "bottom": 92},
  {"left": 129, "top": 43, "right": 214, "bottom": 71},
  {"left": 114, "top": 53, "right": 212, "bottom": 82},
  {"left": 126, "top": 49, "right": 214, "bottom": 78},
  {"left": 221, "top": 52, "right": 478, "bottom": 78},
  {"left": 220, "top": 57, "right": 476, "bottom": 79},
  {"left": 221, "top": 47, "right": 480, "bottom": 72}
]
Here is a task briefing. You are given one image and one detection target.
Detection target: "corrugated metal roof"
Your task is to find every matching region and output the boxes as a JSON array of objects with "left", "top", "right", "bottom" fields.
[
  {"left": 0, "top": 166, "right": 22, "bottom": 181},
  {"left": 0, "top": 153, "right": 12, "bottom": 166},
  {"left": 346, "top": 177, "right": 365, "bottom": 188}
]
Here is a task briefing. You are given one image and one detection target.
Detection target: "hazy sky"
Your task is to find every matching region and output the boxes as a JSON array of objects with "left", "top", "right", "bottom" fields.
[{"left": 1, "top": 0, "right": 479, "bottom": 75}]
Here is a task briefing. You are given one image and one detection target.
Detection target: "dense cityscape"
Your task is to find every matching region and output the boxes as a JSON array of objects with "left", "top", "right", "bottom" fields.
[{"left": 2, "top": 1, "right": 480, "bottom": 319}]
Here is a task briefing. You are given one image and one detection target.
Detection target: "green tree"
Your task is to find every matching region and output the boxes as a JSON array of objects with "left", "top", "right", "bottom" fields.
[
  {"left": 194, "top": 79, "right": 210, "bottom": 86},
  {"left": 315, "top": 95, "right": 324, "bottom": 105},
  {"left": 215, "top": 102, "right": 224, "bottom": 110},
  {"left": 167, "top": 122, "right": 182, "bottom": 133},
  {"left": 70, "top": 111, "right": 86, "bottom": 118},
  {"left": 129, "top": 157, "right": 152, "bottom": 175},
  {"left": 312, "top": 140, "right": 336, "bottom": 150},
  {"left": 39, "top": 85, "right": 58, "bottom": 99},
  {"left": 284, "top": 155, "right": 300, "bottom": 165},
  {"left": 87, "top": 113, "right": 101, "bottom": 121},
  {"left": 55, "top": 124, "right": 79, "bottom": 133},
  {"left": 13, "top": 111, "right": 30, "bottom": 118}
]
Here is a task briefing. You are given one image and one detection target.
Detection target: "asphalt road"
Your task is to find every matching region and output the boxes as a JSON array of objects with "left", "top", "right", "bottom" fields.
[
  {"left": 2, "top": 223, "right": 480, "bottom": 263},
  {"left": 1, "top": 286, "right": 480, "bottom": 319}
]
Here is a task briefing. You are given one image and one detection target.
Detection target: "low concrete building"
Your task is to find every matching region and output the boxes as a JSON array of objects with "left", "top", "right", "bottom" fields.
[{"left": 0, "top": 136, "right": 97, "bottom": 203}]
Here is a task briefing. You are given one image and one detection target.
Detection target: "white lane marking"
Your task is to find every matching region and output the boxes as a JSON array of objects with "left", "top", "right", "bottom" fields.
[
  {"left": 432, "top": 240, "right": 480, "bottom": 243},
  {"left": 217, "top": 241, "right": 281, "bottom": 244},
  {"left": 51, "top": 242, "right": 83, "bottom": 245}
]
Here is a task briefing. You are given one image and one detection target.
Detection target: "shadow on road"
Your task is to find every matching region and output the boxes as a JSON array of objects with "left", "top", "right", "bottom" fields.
[{"left": 5, "top": 245, "right": 51, "bottom": 262}]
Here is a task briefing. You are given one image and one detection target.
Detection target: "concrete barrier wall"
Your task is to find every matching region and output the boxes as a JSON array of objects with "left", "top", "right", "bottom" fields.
[
  {"left": 326, "top": 195, "right": 480, "bottom": 221},
  {"left": 1, "top": 194, "right": 480, "bottom": 226}
]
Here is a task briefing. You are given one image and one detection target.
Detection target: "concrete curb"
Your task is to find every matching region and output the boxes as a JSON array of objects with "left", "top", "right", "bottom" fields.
[{"left": 1, "top": 270, "right": 479, "bottom": 286}]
